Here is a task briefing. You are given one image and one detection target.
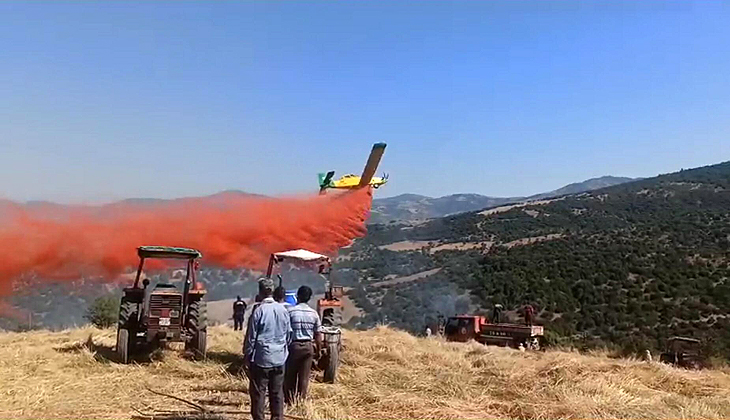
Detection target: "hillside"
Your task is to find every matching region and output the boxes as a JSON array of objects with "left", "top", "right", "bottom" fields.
[
  {"left": 529, "top": 176, "right": 637, "bottom": 200},
  {"left": 342, "top": 162, "right": 730, "bottom": 357},
  {"left": 370, "top": 176, "right": 635, "bottom": 223},
  {"left": 2, "top": 325, "right": 730, "bottom": 419},
  {"left": 369, "top": 194, "right": 516, "bottom": 224}
]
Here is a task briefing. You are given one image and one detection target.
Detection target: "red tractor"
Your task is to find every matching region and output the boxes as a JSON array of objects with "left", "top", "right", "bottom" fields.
[
  {"left": 116, "top": 246, "right": 207, "bottom": 363},
  {"left": 445, "top": 315, "right": 544, "bottom": 350},
  {"left": 266, "top": 249, "right": 342, "bottom": 383}
]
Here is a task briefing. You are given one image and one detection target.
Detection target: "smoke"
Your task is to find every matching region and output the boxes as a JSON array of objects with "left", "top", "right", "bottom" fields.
[
  {"left": 0, "top": 189, "right": 373, "bottom": 295},
  {"left": 0, "top": 301, "right": 27, "bottom": 321}
]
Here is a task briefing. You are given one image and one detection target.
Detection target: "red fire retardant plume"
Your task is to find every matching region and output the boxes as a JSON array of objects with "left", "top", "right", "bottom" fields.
[{"left": 0, "top": 189, "right": 372, "bottom": 295}]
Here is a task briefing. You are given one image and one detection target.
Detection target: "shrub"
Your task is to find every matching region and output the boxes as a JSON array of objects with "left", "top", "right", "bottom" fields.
[{"left": 85, "top": 295, "right": 118, "bottom": 328}]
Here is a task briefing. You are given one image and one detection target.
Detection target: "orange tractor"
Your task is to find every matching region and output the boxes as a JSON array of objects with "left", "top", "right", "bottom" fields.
[
  {"left": 445, "top": 314, "right": 544, "bottom": 350},
  {"left": 266, "top": 249, "right": 343, "bottom": 383}
]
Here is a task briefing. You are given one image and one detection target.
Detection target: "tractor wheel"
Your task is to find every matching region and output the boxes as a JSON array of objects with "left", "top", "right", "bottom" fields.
[
  {"left": 659, "top": 353, "right": 675, "bottom": 365},
  {"left": 117, "top": 328, "right": 134, "bottom": 364},
  {"left": 323, "top": 342, "right": 339, "bottom": 384},
  {"left": 117, "top": 298, "right": 139, "bottom": 363},
  {"left": 186, "top": 299, "right": 208, "bottom": 360},
  {"left": 192, "top": 330, "right": 207, "bottom": 360}
]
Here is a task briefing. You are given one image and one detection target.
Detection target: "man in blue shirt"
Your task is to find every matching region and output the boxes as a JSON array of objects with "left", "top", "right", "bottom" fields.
[
  {"left": 244, "top": 278, "right": 292, "bottom": 420},
  {"left": 284, "top": 285, "right": 322, "bottom": 404}
]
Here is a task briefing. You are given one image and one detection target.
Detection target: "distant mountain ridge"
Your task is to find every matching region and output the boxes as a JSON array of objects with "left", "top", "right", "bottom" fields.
[
  {"left": 3, "top": 189, "right": 498, "bottom": 224},
  {"left": 1, "top": 190, "right": 263, "bottom": 211},
  {"left": 369, "top": 175, "right": 636, "bottom": 223},
  {"left": 5, "top": 178, "right": 635, "bottom": 225},
  {"left": 530, "top": 176, "right": 637, "bottom": 199}
]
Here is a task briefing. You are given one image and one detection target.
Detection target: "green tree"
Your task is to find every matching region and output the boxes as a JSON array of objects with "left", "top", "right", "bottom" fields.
[{"left": 85, "top": 295, "right": 118, "bottom": 328}]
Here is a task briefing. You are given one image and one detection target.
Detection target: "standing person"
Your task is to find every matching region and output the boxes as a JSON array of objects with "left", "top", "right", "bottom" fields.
[
  {"left": 233, "top": 296, "right": 247, "bottom": 331},
  {"left": 524, "top": 304, "right": 535, "bottom": 326},
  {"left": 492, "top": 304, "right": 503, "bottom": 324},
  {"left": 284, "top": 285, "right": 322, "bottom": 405},
  {"left": 244, "top": 278, "right": 291, "bottom": 420}
]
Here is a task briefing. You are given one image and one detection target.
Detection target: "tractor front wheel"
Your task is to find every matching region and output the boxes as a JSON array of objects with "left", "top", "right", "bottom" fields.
[
  {"left": 117, "top": 328, "right": 132, "bottom": 364},
  {"left": 191, "top": 329, "right": 207, "bottom": 360},
  {"left": 186, "top": 299, "right": 208, "bottom": 360}
]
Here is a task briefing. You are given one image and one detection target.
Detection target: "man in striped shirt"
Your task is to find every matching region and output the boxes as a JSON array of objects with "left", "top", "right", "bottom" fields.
[{"left": 284, "top": 285, "right": 322, "bottom": 404}]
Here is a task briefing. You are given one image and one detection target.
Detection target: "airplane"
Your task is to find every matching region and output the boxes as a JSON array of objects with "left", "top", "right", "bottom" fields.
[{"left": 318, "top": 143, "right": 388, "bottom": 194}]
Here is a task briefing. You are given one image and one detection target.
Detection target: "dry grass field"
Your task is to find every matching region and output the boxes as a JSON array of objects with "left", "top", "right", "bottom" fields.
[{"left": 1, "top": 325, "right": 730, "bottom": 419}]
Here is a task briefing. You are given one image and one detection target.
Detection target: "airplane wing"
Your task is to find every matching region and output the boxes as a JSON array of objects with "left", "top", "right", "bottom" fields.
[{"left": 358, "top": 143, "right": 387, "bottom": 187}]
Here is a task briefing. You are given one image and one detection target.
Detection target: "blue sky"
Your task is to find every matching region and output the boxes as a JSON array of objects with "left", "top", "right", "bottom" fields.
[{"left": 1, "top": 1, "right": 729, "bottom": 203}]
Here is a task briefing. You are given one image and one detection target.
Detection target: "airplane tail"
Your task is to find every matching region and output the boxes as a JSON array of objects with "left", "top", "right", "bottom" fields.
[{"left": 318, "top": 171, "right": 335, "bottom": 194}]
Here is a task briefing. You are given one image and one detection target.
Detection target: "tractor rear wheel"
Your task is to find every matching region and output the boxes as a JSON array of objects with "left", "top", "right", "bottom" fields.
[
  {"left": 186, "top": 299, "right": 208, "bottom": 360},
  {"left": 117, "top": 298, "right": 139, "bottom": 364},
  {"left": 323, "top": 342, "right": 339, "bottom": 383}
]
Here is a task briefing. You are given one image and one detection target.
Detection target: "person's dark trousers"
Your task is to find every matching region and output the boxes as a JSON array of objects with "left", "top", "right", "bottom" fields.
[
  {"left": 234, "top": 316, "right": 244, "bottom": 331},
  {"left": 284, "top": 341, "right": 315, "bottom": 404},
  {"left": 249, "top": 364, "right": 285, "bottom": 420}
]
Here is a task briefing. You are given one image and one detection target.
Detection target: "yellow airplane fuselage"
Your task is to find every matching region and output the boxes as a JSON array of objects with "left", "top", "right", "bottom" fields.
[{"left": 331, "top": 174, "right": 388, "bottom": 189}]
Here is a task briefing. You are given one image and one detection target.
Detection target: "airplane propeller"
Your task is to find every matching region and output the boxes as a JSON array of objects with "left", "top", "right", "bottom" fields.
[{"left": 373, "top": 172, "right": 388, "bottom": 189}]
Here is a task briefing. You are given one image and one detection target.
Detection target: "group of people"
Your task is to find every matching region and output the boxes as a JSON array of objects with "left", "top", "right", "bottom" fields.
[
  {"left": 237, "top": 278, "right": 323, "bottom": 420},
  {"left": 491, "top": 303, "right": 535, "bottom": 325},
  {"left": 233, "top": 287, "right": 293, "bottom": 331}
]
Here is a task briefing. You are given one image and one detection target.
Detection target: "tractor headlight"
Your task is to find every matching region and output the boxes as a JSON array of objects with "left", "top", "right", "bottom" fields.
[{"left": 170, "top": 310, "right": 180, "bottom": 318}]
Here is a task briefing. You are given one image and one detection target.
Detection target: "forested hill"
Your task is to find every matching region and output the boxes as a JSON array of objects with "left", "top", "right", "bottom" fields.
[
  {"left": 341, "top": 161, "right": 730, "bottom": 357},
  {"left": 368, "top": 175, "right": 635, "bottom": 223}
]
